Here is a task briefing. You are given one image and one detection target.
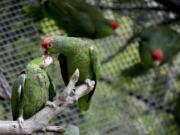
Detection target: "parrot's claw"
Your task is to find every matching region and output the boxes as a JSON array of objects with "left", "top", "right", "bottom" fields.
[
  {"left": 42, "top": 127, "right": 47, "bottom": 135},
  {"left": 46, "top": 101, "right": 57, "bottom": 109},
  {"left": 17, "top": 116, "right": 24, "bottom": 128},
  {"left": 85, "top": 79, "right": 95, "bottom": 90}
]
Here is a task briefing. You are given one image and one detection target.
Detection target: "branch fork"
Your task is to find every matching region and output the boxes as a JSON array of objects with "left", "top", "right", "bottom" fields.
[{"left": 0, "top": 68, "right": 95, "bottom": 135}]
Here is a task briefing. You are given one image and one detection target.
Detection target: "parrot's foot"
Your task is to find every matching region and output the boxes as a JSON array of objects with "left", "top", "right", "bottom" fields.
[
  {"left": 85, "top": 79, "right": 95, "bottom": 90},
  {"left": 46, "top": 101, "right": 57, "bottom": 109},
  {"left": 17, "top": 116, "right": 24, "bottom": 128},
  {"left": 42, "top": 127, "right": 47, "bottom": 135}
]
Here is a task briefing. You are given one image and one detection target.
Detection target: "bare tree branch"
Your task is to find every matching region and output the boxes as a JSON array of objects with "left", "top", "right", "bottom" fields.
[
  {"left": 0, "top": 69, "right": 95, "bottom": 135},
  {"left": 43, "top": 126, "right": 65, "bottom": 133}
]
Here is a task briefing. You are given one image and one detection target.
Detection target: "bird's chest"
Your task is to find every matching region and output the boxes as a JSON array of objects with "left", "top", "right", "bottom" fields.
[
  {"left": 67, "top": 54, "right": 93, "bottom": 83},
  {"left": 24, "top": 72, "right": 49, "bottom": 100}
]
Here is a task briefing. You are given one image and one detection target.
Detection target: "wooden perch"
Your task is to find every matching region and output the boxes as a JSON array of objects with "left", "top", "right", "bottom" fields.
[{"left": 0, "top": 69, "right": 95, "bottom": 135}]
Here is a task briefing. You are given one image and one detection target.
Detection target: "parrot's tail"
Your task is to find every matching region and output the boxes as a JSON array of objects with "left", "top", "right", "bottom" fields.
[{"left": 78, "top": 95, "right": 91, "bottom": 111}]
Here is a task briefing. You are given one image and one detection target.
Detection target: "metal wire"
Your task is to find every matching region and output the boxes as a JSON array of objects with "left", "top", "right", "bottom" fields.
[{"left": 0, "top": 0, "right": 180, "bottom": 135}]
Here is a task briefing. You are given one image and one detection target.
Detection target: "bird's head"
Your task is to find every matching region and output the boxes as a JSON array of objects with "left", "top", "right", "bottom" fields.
[
  {"left": 41, "top": 36, "right": 53, "bottom": 50},
  {"left": 40, "top": 36, "right": 60, "bottom": 68},
  {"left": 41, "top": 36, "right": 62, "bottom": 55},
  {"left": 109, "top": 20, "right": 120, "bottom": 36},
  {"left": 152, "top": 49, "right": 164, "bottom": 67}
]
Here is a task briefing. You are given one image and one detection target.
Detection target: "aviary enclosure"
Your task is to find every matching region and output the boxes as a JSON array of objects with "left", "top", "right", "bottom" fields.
[{"left": 0, "top": 0, "right": 180, "bottom": 134}]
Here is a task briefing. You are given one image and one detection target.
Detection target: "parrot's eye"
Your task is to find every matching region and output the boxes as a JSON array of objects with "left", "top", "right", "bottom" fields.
[
  {"left": 152, "top": 50, "right": 164, "bottom": 61},
  {"left": 48, "top": 43, "right": 53, "bottom": 48},
  {"left": 110, "top": 20, "right": 119, "bottom": 30},
  {"left": 41, "top": 37, "right": 52, "bottom": 49}
]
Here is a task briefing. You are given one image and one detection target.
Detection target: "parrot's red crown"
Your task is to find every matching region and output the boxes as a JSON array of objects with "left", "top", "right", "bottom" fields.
[
  {"left": 110, "top": 20, "right": 119, "bottom": 30},
  {"left": 152, "top": 50, "right": 164, "bottom": 61},
  {"left": 41, "top": 37, "right": 52, "bottom": 49}
]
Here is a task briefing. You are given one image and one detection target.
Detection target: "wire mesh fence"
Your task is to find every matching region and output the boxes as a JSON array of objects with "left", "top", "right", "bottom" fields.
[{"left": 0, "top": 0, "right": 180, "bottom": 134}]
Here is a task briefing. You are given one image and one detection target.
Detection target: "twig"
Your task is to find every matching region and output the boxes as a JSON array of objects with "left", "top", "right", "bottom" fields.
[
  {"left": 42, "top": 126, "right": 65, "bottom": 133},
  {"left": 0, "top": 69, "right": 95, "bottom": 135},
  {"left": 101, "top": 33, "right": 139, "bottom": 64},
  {"left": 98, "top": 3, "right": 168, "bottom": 11}
]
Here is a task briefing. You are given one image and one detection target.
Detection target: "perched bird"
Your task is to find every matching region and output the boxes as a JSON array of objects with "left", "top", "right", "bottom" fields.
[
  {"left": 11, "top": 56, "right": 56, "bottom": 127},
  {"left": 23, "top": 0, "right": 120, "bottom": 39},
  {"left": 122, "top": 26, "right": 180, "bottom": 77},
  {"left": 41, "top": 36, "right": 100, "bottom": 111}
]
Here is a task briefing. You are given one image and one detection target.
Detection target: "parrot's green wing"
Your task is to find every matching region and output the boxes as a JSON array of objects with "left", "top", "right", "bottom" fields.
[
  {"left": 11, "top": 73, "right": 26, "bottom": 120},
  {"left": 47, "top": 73, "right": 56, "bottom": 101},
  {"left": 78, "top": 46, "right": 100, "bottom": 111},
  {"left": 59, "top": 54, "right": 69, "bottom": 85}
]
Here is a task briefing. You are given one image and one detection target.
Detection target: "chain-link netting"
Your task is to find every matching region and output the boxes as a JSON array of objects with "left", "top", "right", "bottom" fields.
[{"left": 0, "top": 0, "right": 180, "bottom": 134}]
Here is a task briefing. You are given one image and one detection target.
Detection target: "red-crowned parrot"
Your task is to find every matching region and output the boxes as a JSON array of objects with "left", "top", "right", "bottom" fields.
[
  {"left": 41, "top": 36, "right": 100, "bottom": 111},
  {"left": 11, "top": 56, "right": 56, "bottom": 127},
  {"left": 122, "top": 26, "right": 180, "bottom": 77},
  {"left": 23, "top": 0, "right": 120, "bottom": 39}
]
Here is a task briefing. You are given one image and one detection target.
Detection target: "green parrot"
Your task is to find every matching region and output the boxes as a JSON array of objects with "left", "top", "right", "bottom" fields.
[
  {"left": 11, "top": 56, "right": 56, "bottom": 127},
  {"left": 41, "top": 36, "right": 100, "bottom": 111},
  {"left": 23, "top": 0, "right": 120, "bottom": 39},
  {"left": 122, "top": 26, "right": 180, "bottom": 77}
]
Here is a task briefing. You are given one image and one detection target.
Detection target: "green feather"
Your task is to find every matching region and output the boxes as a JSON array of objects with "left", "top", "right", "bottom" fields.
[
  {"left": 47, "top": 36, "right": 100, "bottom": 111},
  {"left": 11, "top": 57, "right": 56, "bottom": 120},
  {"left": 122, "top": 26, "right": 180, "bottom": 78},
  {"left": 139, "top": 26, "right": 180, "bottom": 67},
  {"left": 23, "top": 0, "right": 114, "bottom": 39}
]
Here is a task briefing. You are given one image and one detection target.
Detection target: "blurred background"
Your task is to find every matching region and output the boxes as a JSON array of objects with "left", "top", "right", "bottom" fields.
[{"left": 0, "top": 0, "right": 180, "bottom": 134}]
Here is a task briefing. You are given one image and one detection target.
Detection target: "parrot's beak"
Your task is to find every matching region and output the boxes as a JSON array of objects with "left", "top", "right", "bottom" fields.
[
  {"left": 153, "top": 60, "right": 160, "bottom": 67},
  {"left": 40, "top": 55, "right": 53, "bottom": 68}
]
